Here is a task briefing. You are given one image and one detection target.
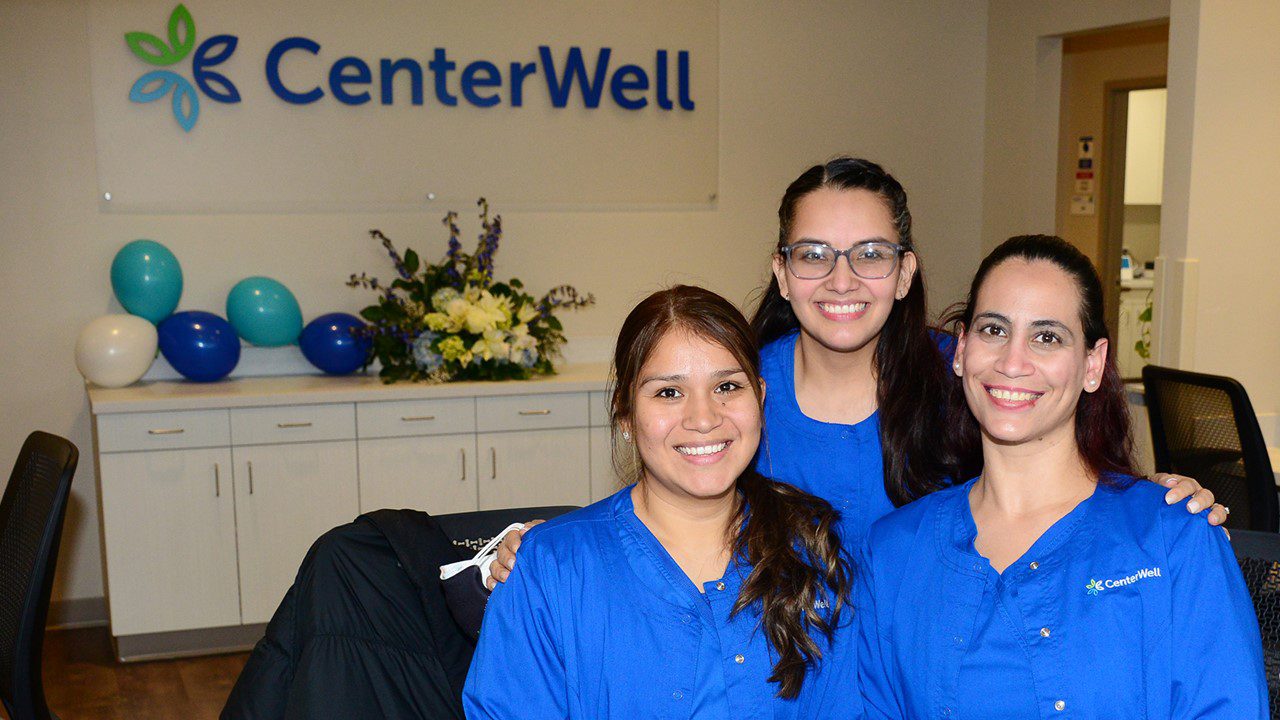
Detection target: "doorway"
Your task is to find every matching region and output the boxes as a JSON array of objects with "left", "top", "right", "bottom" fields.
[
  {"left": 1102, "top": 82, "right": 1166, "bottom": 380},
  {"left": 1053, "top": 22, "right": 1169, "bottom": 381}
]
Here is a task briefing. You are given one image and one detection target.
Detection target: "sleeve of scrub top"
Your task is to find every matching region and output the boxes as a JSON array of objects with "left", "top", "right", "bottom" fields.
[
  {"left": 462, "top": 538, "right": 570, "bottom": 720},
  {"left": 1163, "top": 512, "right": 1268, "bottom": 718},
  {"left": 855, "top": 541, "right": 905, "bottom": 720}
]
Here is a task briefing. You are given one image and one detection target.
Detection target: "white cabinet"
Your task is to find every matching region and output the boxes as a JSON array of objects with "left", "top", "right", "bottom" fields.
[
  {"left": 477, "top": 428, "right": 591, "bottom": 509},
  {"left": 232, "top": 440, "right": 358, "bottom": 624},
  {"left": 358, "top": 434, "right": 477, "bottom": 514},
  {"left": 98, "top": 446, "right": 240, "bottom": 636},
  {"left": 88, "top": 368, "right": 608, "bottom": 657}
]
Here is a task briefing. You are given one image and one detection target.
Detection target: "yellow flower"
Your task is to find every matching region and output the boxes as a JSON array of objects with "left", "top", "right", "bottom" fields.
[
  {"left": 424, "top": 312, "right": 451, "bottom": 332},
  {"left": 516, "top": 303, "right": 539, "bottom": 324},
  {"left": 438, "top": 335, "right": 467, "bottom": 361}
]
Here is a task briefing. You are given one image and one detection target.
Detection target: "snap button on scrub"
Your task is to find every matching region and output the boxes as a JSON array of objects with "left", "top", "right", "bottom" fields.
[
  {"left": 673, "top": 691, "right": 683, "bottom": 700},
  {"left": 1054, "top": 700, "right": 1065, "bottom": 711},
  {"left": 1040, "top": 627, "right": 1051, "bottom": 638},
  {"left": 1029, "top": 561, "right": 1039, "bottom": 570},
  {"left": 953, "top": 635, "right": 963, "bottom": 646},
  {"left": 715, "top": 581, "right": 725, "bottom": 591},
  {"left": 734, "top": 654, "right": 745, "bottom": 664}
]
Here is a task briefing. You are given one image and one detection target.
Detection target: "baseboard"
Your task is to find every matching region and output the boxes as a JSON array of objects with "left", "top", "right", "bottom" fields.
[{"left": 47, "top": 596, "right": 108, "bottom": 630}]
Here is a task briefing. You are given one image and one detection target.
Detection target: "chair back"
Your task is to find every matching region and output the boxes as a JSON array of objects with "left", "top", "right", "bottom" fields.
[
  {"left": 1231, "top": 529, "right": 1280, "bottom": 716},
  {"left": 435, "top": 505, "right": 579, "bottom": 556},
  {"left": 1143, "top": 365, "right": 1278, "bottom": 532},
  {"left": 0, "top": 431, "right": 78, "bottom": 720}
]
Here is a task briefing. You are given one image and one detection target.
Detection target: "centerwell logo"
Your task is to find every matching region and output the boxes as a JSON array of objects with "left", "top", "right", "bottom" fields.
[
  {"left": 127, "top": 4, "right": 697, "bottom": 133},
  {"left": 1085, "top": 566, "right": 1163, "bottom": 596}
]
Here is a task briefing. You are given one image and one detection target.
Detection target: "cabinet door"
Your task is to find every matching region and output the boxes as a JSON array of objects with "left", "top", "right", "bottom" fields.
[
  {"left": 477, "top": 429, "right": 590, "bottom": 510},
  {"left": 590, "top": 426, "right": 622, "bottom": 501},
  {"left": 233, "top": 440, "right": 359, "bottom": 624},
  {"left": 358, "top": 434, "right": 478, "bottom": 514},
  {"left": 98, "top": 447, "right": 240, "bottom": 636}
]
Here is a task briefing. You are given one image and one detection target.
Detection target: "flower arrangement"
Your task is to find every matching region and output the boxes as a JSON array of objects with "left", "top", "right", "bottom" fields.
[{"left": 348, "top": 199, "right": 594, "bottom": 383}]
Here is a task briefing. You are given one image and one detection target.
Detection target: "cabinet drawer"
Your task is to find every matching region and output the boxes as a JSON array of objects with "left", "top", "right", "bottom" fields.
[
  {"left": 97, "top": 410, "right": 230, "bottom": 453},
  {"left": 357, "top": 398, "right": 475, "bottom": 439},
  {"left": 476, "top": 392, "right": 589, "bottom": 432},
  {"left": 230, "top": 403, "right": 355, "bottom": 445}
]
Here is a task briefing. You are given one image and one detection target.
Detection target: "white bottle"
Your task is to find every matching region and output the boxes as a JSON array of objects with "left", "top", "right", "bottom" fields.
[{"left": 1120, "top": 248, "right": 1134, "bottom": 282}]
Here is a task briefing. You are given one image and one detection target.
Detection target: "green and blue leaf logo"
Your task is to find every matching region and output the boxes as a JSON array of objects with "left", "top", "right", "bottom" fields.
[
  {"left": 126, "top": 4, "right": 240, "bottom": 132},
  {"left": 1085, "top": 579, "right": 1102, "bottom": 596}
]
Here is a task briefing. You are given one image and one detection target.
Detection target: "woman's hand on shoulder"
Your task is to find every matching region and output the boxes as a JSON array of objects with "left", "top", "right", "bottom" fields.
[
  {"left": 486, "top": 519, "right": 546, "bottom": 589},
  {"left": 1153, "top": 473, "right": 1230, "bottom": 533}
]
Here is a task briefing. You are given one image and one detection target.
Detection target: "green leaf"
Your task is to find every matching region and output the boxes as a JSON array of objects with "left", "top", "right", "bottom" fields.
[
  {"left": 360, "top": 306, "right": 384, "bottom": 322},
  {"left": 125, "top": 31, "right": 178, "bottom": 66},
  {"left": 1137, "top": 306, "right": 1152, "bottom": 322},
  {"left": 168, "top": 4, "right": 196, "bottom": 63},
  {"left": 545, "top": 316, "right": 563, "bottom": 332},
  {"left": 403, "top": 248, "right": 420, "bottom": 275}
]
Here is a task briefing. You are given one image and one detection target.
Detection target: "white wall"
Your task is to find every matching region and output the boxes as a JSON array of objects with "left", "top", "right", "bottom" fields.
[
  {"left": 982, "top": 0, "right": 1170, "bottom": 252},
  {"left": 1157, "top": 0, "right": 1280, "bottom": 417},
  {"left": 0, "top": 1, "right": 988, "bottom": 607}
]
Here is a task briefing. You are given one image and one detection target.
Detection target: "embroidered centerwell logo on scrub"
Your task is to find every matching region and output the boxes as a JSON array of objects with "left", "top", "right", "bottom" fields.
[
  {"left": 1085, "top": 567, "right": 1163, "bottom": 595},
  {"left": 126, "top": 4, "right": 240, "bottom": 132}
]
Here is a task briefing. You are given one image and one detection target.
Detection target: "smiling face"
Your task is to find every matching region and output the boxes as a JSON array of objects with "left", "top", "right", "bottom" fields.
[
  {"left": 954, "top": 258, "right": 1107, "bottom": 448},
  {"left": 623, "top": 329, "right": 763, "bottom": 504},
  {"left": 772, "top": 187, "right": 917, "bottom": 355}
]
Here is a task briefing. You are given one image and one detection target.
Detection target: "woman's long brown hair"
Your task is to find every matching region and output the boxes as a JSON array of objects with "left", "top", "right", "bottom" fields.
[{"left": 611, "top": 285, "right": 853, "bottom": 699}]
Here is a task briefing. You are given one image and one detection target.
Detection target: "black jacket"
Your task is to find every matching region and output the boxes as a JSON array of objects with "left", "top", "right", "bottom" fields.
[{"left": 222, "top": 510, "right": 474, "bottom": 720}]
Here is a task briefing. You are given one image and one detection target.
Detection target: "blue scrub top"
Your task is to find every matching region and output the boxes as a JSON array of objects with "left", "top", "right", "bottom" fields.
[
  {"left": 857, "top": 476, "right": 1267, "bottom": 719},
  {"left": 463, "top": 485, "right": 860, "bottom": 719},
  {"left": 755, "top": 331, "right": 893, "bottom": 547}
]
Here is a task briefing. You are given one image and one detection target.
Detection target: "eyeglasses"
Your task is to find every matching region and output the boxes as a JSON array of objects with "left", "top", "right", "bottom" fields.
[{"left": 780, "top": 240, "right": 905, "bottom": 280}]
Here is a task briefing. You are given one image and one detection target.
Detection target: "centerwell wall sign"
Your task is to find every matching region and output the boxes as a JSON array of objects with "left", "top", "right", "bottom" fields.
[{"left": 89, "top": 1, "right": 718, "bottom": 210}]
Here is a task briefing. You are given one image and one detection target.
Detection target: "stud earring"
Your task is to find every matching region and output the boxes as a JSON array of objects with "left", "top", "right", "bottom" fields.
[
  {"left": 953, "top": 362, "right": 960, "bottom": 371},
  {"left": 622, "top": 431, "right": 631, "bottom": 441}
]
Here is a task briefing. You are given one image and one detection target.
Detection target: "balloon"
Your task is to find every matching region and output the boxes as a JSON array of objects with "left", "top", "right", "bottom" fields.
[
  {"left": 157, "top": 311, "right": 241, "bottom": 382},
  {"left": 75, "top": 314, "right": 158, "bottom": 388},
  {"left": 299, "top": 313, "right": 372, "bottom": 375},
  {"left": 226, "top": 277, "right": 303, "bottom": 347},
  {"left": 111, "top": 239, "right": 183, "bottom": 324}
]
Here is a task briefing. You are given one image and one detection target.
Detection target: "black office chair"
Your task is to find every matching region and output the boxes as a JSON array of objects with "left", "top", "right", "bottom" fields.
[
  {"left": 1143, "top": 365, "right": 1278, "bottom": 532},
  {"left": 436, "top": 505, "right": 579, "bottom": 554},
  {"left": 0, "top": 431, "right": 79, "bottom": 720},
  {"left": 1231, "top": 529, "right": 1280, "bottom": 716}
]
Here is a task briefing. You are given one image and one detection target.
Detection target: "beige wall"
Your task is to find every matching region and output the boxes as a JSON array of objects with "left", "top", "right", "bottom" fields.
[
  {"left": 982, "top": 0, "right": 1171, "bottom": 252},
  {"left": 0, "top": 1, "right": 989, "bottom": 606},
  {"left": 1156, "top": 0, "right": 1280, "bottom": 417},
  {"left": 1053, "top": 25, "right": 1168, "bottom": 264}
]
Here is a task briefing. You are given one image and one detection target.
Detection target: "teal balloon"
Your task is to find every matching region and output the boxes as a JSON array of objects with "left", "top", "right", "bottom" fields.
[
  {"left": 111, "top": 240, "right": 183, "bottom": 323},
  {"left": 226, "top": 276, "right": 303, "bottom": 346}
]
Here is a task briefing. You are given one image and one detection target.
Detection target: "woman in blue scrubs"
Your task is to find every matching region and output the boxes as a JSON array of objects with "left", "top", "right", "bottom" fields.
[
  {"left": 857, "top": 235, "right": 1266, "bottom": 718},
  {"left": 464, "top": 286, "right": 859, "bottom": 719}
]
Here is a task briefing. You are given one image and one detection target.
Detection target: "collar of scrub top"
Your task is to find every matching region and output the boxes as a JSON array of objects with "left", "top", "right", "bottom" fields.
[
  {"left": 612, "top": 481, "right": 755, "bottom": 610},
  {"left": 934, "top": 475, "right": 1104, "bottom": 581}
]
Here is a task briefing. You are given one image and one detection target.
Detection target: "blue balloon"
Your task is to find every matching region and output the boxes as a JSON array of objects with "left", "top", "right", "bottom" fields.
[
  {"left": 111, "top": 239, "right": 183, "bottom": 324},
  {"left": 299, "top": 313, "right": 372, "bottom": 375},
  {"left": 226, "top": 277, "right": 303, "bottom": 347},
  {"left": 157, "top": 311, "right": 241, "bottom": 382}
]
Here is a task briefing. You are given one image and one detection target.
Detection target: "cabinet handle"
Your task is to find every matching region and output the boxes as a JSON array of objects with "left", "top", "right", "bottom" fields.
[
  {"left": 402, "top": 415, "right": 436, "bottom": 422},
  {"left": 214, "top": 463, "right": 221, "bottom": 497},
  {"left": 518, "top": 409, "right": 551, "bottom": 416},
  {"left": 490, "top": 447, "right": 497, "bottom": 479},
  {"left": 147, "top": 428, "right": 185, "bottom": 435},
  {"left": 248, "top": 461, "right": 255, "bottom": 495},
  {"left": 460, "top": 448, "right": 467, "bottom": 482},
  {"left": 276, "top": 421, "right": 313, "bottom": 429}
]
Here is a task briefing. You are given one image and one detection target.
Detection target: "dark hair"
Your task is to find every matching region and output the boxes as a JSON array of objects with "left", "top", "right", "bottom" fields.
[
  {"left": 612, "top": 285, "right": 852, "bottom": 699},
  {"left": 943, "top": 235, "right": 1137, "bottom": 481},
  {"left": 750, "top": 157, "right": 959, "bottom": 504}
]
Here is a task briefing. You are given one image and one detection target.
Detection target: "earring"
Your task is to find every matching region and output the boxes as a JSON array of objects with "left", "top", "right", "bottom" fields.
[
  {"left": 953, "top": 362, "right": 960, "bottom": 371},
  {"left": 1087, "top": 379, "right": 1097, "bottom": 387},
  {"left": 622, "top": 431, "right": 631, "bottom": 441}
]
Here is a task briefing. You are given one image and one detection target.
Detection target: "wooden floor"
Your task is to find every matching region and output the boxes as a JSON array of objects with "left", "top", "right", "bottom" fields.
[{"left": 28, "top": 626, "right": 249, "bottom": 720}]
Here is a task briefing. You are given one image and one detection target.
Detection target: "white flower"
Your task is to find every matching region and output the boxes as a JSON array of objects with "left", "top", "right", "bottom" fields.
[{"left": 431, "top": 287, "right": 462, "bottom": 312}]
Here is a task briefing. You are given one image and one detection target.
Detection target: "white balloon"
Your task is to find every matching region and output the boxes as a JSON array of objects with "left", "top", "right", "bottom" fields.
[{"left": 75, "top": 314, "right": 158, "bottom": 388}]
